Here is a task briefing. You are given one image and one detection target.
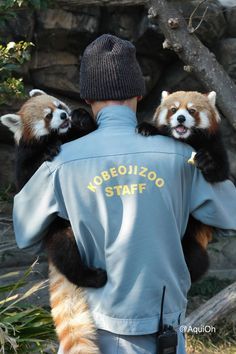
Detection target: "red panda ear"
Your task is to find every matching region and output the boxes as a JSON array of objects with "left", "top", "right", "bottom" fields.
[
  {"left": 29, "top": 89, "right": 46, "bottom": 98},
  {"left": 161, "top": 91, "right": 169, "bottom": 102},
  {"left": 206, "top": 91, "right": 221, "bottom": 122},
  {"left": 0, "top": 114, "right": 21, "bottom": 133},
  {"left": 207, "top": 91, "right": 216, "bottom": 107}
]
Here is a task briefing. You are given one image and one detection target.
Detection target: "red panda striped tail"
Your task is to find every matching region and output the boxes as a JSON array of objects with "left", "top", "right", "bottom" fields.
[{"left": 49, "top": 262, "right": 100, "bottom": 354}]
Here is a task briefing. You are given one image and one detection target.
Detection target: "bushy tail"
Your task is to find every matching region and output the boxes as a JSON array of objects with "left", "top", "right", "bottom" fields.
[{"left": 49, "top": 262, "right": 100, "bottom": 354}]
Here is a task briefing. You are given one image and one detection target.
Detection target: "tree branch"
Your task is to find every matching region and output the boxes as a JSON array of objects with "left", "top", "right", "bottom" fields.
[
  {"left": 150, "top": 0, "right": 236, "bottom": 131},
  {"left": 186, "top": 281, "right": 236, "bottom": 326},
  {"left": 187, "top": 0, "right": 208, "bottom": 33}
]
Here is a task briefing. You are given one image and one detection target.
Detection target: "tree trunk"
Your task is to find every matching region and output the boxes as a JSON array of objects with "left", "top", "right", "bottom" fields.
[
  {"left": 185, "top": 281, "right": 236, "bottom": 327},
  {"left": 150, "top": 0, "right": 236, "bottom": 131}
]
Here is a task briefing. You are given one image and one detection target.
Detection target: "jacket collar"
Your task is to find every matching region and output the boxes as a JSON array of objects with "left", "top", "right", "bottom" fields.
[{"left": 96, "top": 105, "right": 137, "bottom": 129}]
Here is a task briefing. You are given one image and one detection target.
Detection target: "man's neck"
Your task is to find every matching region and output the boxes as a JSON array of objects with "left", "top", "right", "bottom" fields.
[{"left": 89, "top": 98, "right": 138, "bottom": 119}]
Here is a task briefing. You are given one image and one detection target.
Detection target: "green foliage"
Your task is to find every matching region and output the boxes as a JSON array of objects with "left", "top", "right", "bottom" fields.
[
  {"left": 0, "top": 0, "right": 50, "bottom": 105},
  {"left": 187, "top": 320, "right": 236, "bottom": 354},
  {"left": 188, "top": 278, "right": 236, "bottom": 353},
  {"left": 0, "top": 0, "right": 49, "bottom": 12},
  {"left": 189, "top": 276, "right": 233, "bottom": 299},
  {"left": 0, "top": 41, "right": 33, "bottom": 105},
  {"left": 0, "top": 261, "right": 57, "bottom": 353},
  {"left": 0, "top": 1, "right": 49, "bottom": 30}
]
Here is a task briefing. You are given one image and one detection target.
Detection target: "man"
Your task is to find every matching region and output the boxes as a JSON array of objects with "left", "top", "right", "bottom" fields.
[{"left": 13, "top": 34, "right": 236, "bottom": 354}]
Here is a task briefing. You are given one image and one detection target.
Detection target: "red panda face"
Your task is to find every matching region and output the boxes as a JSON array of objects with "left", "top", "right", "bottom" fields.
[
  {"left": 40, "top": 100, "right": 71, "bottom": 135},
  {"left": 154, "top": 91, "right": 221, "bottom": 140},
  {"left": 19, "top": 94, "right": 71, "bottom": 141},
  {"left": 0, "top": 90, "right": 72, "bottom": 143}
]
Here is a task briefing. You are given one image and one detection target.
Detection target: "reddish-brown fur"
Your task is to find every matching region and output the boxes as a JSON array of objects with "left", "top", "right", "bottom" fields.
[
  {"left": 155, "top": 91, "right": 219, "bottom": 134},
  {"left": 17, "top": 95, "right": 60, "bottom": 141},
  {"left": 1, "top": 91, "right": 100, "bottom": 354},
  {"left": 196, "top": 225, "right": 213, "bottom": 250},
  {"left": 154, "top": 92, "right": 220, "bottom": 255}
]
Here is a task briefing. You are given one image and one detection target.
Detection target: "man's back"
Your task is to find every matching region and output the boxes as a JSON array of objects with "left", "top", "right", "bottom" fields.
[{"left": 43, "top": 105, "right": 221, "bottom": 334}]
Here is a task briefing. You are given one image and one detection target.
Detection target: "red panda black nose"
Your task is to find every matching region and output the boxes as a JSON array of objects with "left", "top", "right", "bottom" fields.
[
  {"left": 60, "top": 112, "right": 67, "bottom": 120},
  {"left": 177, "top": 115, "right": 186, "bottom": 124}
]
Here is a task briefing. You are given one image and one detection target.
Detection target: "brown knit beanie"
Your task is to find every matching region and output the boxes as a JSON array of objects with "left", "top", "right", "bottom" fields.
[{"left": 79, "top": 34, "right": 146, "bottom": 101}]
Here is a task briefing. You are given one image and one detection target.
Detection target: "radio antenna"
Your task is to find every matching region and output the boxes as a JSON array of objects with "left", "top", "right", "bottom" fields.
[{"left": 158, "top": 285, "right": 166, "bottom": 333}]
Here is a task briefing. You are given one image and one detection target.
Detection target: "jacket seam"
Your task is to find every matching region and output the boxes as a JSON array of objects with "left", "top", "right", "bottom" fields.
[
  {"left": 91, "top": 309, "right": 186, "bottom": 322},
  {"left": 45, "top": 151, "right": 191, "bottom": 174}
]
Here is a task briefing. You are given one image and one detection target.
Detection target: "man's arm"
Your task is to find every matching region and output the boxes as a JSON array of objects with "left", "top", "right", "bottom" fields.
[
  {"left": 13, "top": 162, "right": 61, "bottom": 252},
  {"left": 190, "top": 167, "right": 236, "bottom": 231}
]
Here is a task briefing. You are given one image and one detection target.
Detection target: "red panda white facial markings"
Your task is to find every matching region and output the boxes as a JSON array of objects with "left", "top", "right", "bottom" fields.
[
  {"left": 33, "top": 120, "right": 50, "bottom": 139},
  {"left": 49, "top": 99, "right": 71, "bottom": 134},
  {"left": 0, "top": 91, "right": 73, "bottom": 142},
  {"left": 49, "top": 107, "right": 71, "bottom": 134},
  {"left": 54, "top": 100, "right": 70, "bottom": 114},
  {"left": 154, "top": 91, "right": 220, "bottom": 140},
  {"left": 174, "top": 101, "right": 180, "bottom": 108},
  {"left": 44, "top": 108, "right": 52, "bottom": 118},
  {"left": 31, "top": 107, "right": 71, "bottom": 140},
  {"left": 169, "top": 108, "right": 195, "bottom": 139},
  {"left": 198, "top": 111, "right": 211, "bottom": 129},
  {"left": 23, "top": 95, "right": 71, "bottom": 140},
  {"left": 154, "top": 107, "right": 168, "bottom": 126}
]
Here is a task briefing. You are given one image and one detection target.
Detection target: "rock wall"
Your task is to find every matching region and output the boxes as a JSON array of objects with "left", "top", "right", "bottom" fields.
[{"left": 1, "top": 1, "right": 236, "bottom": 187}]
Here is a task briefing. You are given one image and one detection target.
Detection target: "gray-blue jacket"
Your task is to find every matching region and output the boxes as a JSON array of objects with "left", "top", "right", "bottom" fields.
[{"left": 13, "top": 105, "right": 236, "bottom": 335}]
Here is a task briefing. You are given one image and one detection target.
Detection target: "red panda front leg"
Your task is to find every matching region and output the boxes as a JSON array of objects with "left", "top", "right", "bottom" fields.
[
  {"left": 193, "top": 133, "right": 229, "bottom": 183},
  {"left": 45, "top": 218, "right": 107, "bottom": 288},
  {"left": 136, "top": 122, "right": 160, "bottom": 136}
]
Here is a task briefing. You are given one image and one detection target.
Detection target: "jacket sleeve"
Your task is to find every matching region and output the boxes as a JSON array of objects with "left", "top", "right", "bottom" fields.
[
  {"left": 13, "top": 162, "right": 60, "bottom": 252},
  {"left": 190, "top": 167, "right": 236, "bottom": 231}
]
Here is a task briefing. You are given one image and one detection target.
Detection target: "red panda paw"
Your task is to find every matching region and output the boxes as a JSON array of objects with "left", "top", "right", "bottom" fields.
[
  {"left": 195, "top": 149, "right": 218, "bottom": 182},
  {"left": 136, "top": 122, "right": 159, "bottom": 136},
  {"left": 44, "top": 141, "right": 62, "bottom": 161},
  {"left": 79, "top": 267, "right": 107, "bottom": 288}
]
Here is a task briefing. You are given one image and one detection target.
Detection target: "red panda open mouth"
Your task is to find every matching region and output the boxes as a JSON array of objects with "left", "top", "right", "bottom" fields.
[
  {"left": 59, "top": 119, "right": 70, "bottom": 129},
  {"left": 174, "top": 125, "right": 188, "bottom": 136}
]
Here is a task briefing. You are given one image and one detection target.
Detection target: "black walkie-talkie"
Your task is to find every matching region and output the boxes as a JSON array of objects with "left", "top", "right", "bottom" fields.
[{"left": 156, "top": 286, "right": 178, "bottom": 354}]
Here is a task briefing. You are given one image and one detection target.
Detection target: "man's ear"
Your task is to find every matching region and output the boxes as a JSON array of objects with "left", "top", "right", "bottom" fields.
[
  {"left": 29, "top": 89, "right": 46, "bottom": 97},
  {"left": 0, "top": 114, "right": 22, "bottom": 133},
  {"left": 137, "top": 96, "right": 143, "bottom": 102}
]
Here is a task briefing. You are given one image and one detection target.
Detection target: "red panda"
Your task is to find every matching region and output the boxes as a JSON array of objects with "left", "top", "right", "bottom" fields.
[
  {"left": 138, "top": 90, "right": 229, "bottom": 282},
  {"left": 0, "top": 89, "right": 103, "bottom": 354}
]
